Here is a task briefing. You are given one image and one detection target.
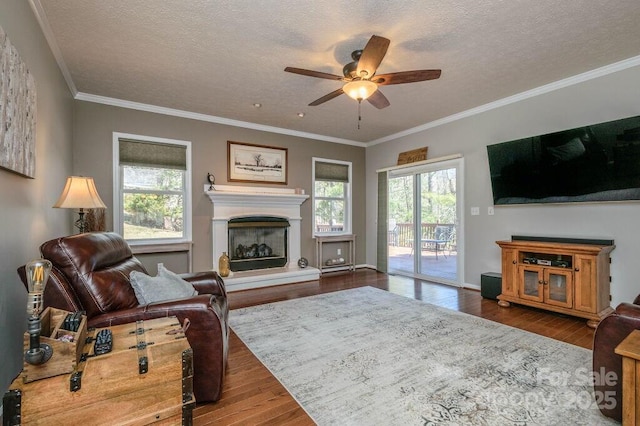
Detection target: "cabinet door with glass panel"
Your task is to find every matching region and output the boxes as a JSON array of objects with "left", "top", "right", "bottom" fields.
[
  {"left": 543, "top": 268, "right": 573, "bottom": 308},
  {"left": 518, "top": 265, "right": 573, "bottom": 308},
  {"left": 518, "top": 265, "right": 545, "bottom": 303}
]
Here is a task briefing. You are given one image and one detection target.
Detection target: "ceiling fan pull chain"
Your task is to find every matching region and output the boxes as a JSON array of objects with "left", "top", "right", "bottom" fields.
[{"left": 357, "top": 100, "right": 362, "bottom": 130}]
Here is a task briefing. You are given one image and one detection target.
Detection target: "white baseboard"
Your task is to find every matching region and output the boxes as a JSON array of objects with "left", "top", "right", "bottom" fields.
[
  {"left": 463, "top": 283, "right": 481, "bottom": 291},
  {"left": 358, "top": 264, "right": 378, "bottom": 270}
]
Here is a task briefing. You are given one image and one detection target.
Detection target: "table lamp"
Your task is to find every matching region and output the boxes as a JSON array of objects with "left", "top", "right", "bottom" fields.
[
  {"left": 53, "top": 176, "right": 106, "bottom": 233},
  {"left": 24, "top": 259, "right": 53, "bottom": 365}
]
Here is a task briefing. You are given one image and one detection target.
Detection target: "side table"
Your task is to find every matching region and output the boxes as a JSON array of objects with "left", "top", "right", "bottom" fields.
[
  {"left": 315, "top": 234, "right": 356, "bottom": 273},
  {"left": 615, "top": 329, "right": 640, "bottom": 425}
]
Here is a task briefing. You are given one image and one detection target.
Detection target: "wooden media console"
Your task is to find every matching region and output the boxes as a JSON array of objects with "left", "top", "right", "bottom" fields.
[{"left": 496, "top": 238, "right": 614, "bottom": 328}]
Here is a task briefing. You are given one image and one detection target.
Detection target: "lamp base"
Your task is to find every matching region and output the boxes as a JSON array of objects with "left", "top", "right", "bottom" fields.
[
  {"left": 75, "top": 209, "right": 87, "bottom": 234},
  {"left": 24, "top": 343, "right": 53, "bottom": 365}
]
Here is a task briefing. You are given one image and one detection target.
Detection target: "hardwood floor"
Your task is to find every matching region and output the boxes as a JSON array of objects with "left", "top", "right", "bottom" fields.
[{"left": 193, "top": 268, "right": 596, "bottom": 425}]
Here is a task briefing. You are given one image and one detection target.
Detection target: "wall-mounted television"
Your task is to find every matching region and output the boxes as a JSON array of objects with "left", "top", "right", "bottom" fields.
[{"left": 487, "top": 115, "right": 640, "bottom": 205}]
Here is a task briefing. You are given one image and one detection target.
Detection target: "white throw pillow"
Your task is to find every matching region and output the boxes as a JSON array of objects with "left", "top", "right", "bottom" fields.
[{"left": 130, "top": 268, "right": 197, "bottom": 305}]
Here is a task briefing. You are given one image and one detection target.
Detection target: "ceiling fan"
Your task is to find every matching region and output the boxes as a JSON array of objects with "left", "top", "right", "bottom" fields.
[{"left": 284, "top": 35, "right": 441, "bottom": 109}]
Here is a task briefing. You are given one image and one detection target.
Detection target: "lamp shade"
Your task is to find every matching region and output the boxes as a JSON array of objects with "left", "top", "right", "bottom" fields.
[
  {"left": 343, "top": 80, "right": 378, "bottom": 101},
  {"left": 53, "top": 176, "right": 106, "bottom": 209}
]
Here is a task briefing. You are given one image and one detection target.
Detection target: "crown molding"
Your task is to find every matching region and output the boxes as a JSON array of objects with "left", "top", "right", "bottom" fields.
[
  {"left": 74, "top": 92, "right": 366, "bottom": 147},
  {"left": 29, "top": 0, "right": 78, "bottom": 96},
  {"left": 368, "top": 54, "right": 640, "bottom": 146}
]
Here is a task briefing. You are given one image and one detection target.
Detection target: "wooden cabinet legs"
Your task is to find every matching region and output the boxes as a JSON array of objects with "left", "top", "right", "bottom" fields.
[
  {"left": 497, "top": 300, "right": 511, "bottom": 308},
  {"left": 586, "top": 319, "right": 599, "bottom": 329}
]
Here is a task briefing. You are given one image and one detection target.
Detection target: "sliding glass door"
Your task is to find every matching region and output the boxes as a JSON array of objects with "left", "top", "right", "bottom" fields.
[
  {"left": 387, "top": 175, "right": 415, "bottom": 274},
  {"left": 387, "top": 158, "right": 462, "bottom": 285}
]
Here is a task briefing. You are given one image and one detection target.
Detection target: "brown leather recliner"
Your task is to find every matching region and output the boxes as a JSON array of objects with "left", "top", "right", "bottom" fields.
[
  {"left": 17, "top": 232, "right": 228, "bottom": 403},
  {"left": 593, "top": 294, "right": 640, "bottom": 421}
]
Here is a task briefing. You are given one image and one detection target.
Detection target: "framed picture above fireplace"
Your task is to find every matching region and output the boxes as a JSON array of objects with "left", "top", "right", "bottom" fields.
[{"left": 228, "top": 141, "right": 288, "bottom": 185}]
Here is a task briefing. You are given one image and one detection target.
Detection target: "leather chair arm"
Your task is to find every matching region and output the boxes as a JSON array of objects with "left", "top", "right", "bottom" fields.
[
  {"left": 180, "top": 272, "right": 229, "bottom": 320},
  {"left": 87, "top": 294, "right": 222, "bottom": 328},
  {"left": 616, "top": 302, "right": 640, "bottom": 317},
  {"left": 180, "top": 271, "right": 227, "bottom": 297},
  {"left": 593, "top": 311, "right": 640, "bottom": 421},
  {"left": 87, "top": 294, "right": 227, "bottom": 403}
]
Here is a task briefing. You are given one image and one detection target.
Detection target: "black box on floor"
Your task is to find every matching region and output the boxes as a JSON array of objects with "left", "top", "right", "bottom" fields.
[{"left": 481, "top": 272, "right": 502, "bottom": 300}]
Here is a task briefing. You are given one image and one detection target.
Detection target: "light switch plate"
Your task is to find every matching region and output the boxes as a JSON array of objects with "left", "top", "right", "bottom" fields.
[{"left": 471, "top": 207, "right": 480, "bottom": 216}]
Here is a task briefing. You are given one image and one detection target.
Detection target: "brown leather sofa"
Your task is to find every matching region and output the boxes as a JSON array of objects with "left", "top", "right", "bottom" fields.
[
  {"left": 17, "top": 232, "right": 228, "bottom": 403},
  {"left": 593, "top": 294, "right": 640, "bottom": 421}
]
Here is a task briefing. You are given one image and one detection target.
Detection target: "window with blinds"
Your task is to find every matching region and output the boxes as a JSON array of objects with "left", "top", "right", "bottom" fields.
[
  {"left": 313, "top": 158, "right": 352, "bottom": 235},
  {"left": 114, "top": 135, "right": 191, "bottom": 243}
]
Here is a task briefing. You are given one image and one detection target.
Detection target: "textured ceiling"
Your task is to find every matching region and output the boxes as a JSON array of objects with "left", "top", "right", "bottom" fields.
[{"left": 33, "top": 0, "right": 640, "bottom": 144}]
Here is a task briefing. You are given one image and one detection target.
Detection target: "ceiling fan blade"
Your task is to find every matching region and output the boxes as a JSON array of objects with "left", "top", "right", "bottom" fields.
[
  {"left": 374, "top": 70, "right": 441, "bottom": 85},
  {"left": 367, "top": 90, "right": 390, "bottom": 109},
  {"left": 356, "top": 35, "right": 390, "bottom": 79},
  {"left": 309, "top": 88, "right": 344, "bottom": 106},
  {"left": 284, "top": 67, "right": 343, "bottom": 81}
]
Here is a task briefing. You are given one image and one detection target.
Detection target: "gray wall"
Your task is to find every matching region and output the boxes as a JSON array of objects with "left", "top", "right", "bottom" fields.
[
  {"left": 0, "top": 1, "right": 74, "bottom": 394},
  {"left": 366, "top": 64, "right": 640, "bottom": 307},
  {"left": 72, "top": 101, "right": 366, "bottom": 272}
]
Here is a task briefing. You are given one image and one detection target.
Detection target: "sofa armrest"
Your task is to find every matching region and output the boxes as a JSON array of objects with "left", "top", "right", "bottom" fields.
[
  {"left": 88, "top": 294, "right": 228, "bottom": 403},
  {"left": 180, "top": 271, "right": 227, "bottom": 298}
]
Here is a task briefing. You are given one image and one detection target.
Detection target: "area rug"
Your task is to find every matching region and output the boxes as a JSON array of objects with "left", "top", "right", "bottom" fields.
[{"left": 230, "top": 287, "right": 616, "bottom": 425}]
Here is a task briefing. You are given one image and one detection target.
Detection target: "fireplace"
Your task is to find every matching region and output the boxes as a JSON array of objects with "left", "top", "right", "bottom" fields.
[
  {"left": 206, "top": 184, "right": 320, "bottom": 291},
  {"left": 228, "top": 216, "right": 289, "bottom": 271}
]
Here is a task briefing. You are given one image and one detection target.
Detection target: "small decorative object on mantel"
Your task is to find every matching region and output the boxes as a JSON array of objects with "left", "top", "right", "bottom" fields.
[
  {"left": 297, "top": 257, "right": 309, "bottom": 268},
  {"left": 207, "top": 173, "right": 215, "bottom": 190},
  {"left": 218, "top": 252, "right": 230, "bottom": 277},
  {"left": 397, "top": 147, "right": 428, "bottom": 165}
]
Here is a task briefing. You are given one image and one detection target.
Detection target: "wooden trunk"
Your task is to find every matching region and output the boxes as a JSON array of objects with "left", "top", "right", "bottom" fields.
[{"left": 4, "top": 317, "right": 194, "bottom": 425}]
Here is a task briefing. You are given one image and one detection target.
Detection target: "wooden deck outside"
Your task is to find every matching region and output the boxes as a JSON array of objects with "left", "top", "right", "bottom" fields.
[{"left": 388, "top": 245, "right": 458, "bottom": 281}]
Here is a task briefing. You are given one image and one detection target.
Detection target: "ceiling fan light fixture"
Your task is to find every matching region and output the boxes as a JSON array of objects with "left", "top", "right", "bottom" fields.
[{"left": 343, "top": 80, "right": 378, "bottom": 101}]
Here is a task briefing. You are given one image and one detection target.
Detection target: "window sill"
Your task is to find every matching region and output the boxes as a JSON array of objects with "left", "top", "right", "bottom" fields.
[
  {"left": 314, "top": 232, "right": 351, "bottom": 238},
  {"left": 129, "top": 241, "right": 193, "bottom": 255},
  {"left": 129, "top": 241, "right": 194, "bottom": 272}
]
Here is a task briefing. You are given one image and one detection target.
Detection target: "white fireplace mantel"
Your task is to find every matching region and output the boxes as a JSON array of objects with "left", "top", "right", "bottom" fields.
[
  {"left": 205, "top": 184, "right": 319, "bottom": 291},
  {"left": 205, "top": 184, "right": 309, "bottom": 218}
]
